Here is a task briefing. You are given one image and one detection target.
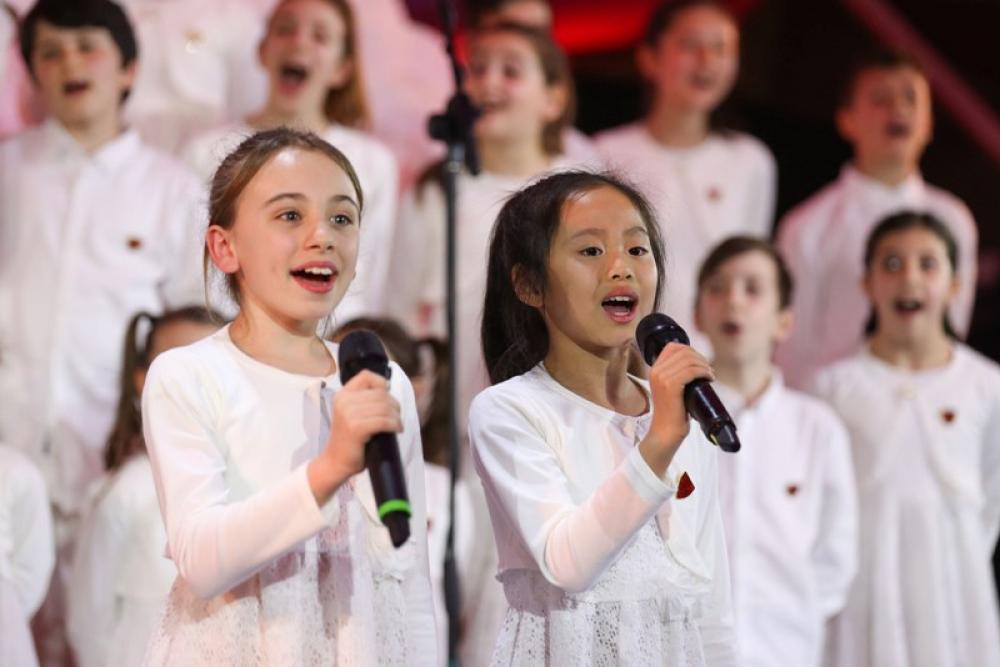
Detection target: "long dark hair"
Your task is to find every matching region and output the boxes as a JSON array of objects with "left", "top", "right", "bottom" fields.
[
  {"left": 862, "top": 210, "right": 960, "bottom": 339},
  {"left": 482, "top": 170, "right": 667, "bottom": 384},
  {"left": 103, "top": 306, "right": 219, "bottom": 472}
]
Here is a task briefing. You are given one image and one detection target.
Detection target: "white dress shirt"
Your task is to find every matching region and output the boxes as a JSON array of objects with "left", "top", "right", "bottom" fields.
[
  {"left": 776, "top": 165, "right": 978, "bottom": 389},
  {"left": 0, "top": 444, "right": 55, "bottom": 667},
  {"left": 119, "top": 0, "right": 268, "bottom": 153},
  {"left": 182, "top": 121, "right": 399, "bottom": 320},
  {"left": 813, "top": 345, "right": 1000, "bottom": 667},
  {"left": 141, "top": 326, "right": 437, "bottom": 665},
  {"left": 714, "top": 370, "right": 857, "bottom": 667},
  {"left": 0, "top": 121, "right": 205, "bottom": 516},
  {"left": 470, "top": 364, "right": 737, "bottom": 666},
  {"left": 595, "top": 124, "right": 776, "bottom": 350},
  {"left": 67, "top": 455, "right": 176, "bottom": 667}
]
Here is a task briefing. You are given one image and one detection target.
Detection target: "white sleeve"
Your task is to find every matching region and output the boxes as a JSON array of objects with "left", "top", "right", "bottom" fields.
[
  {"left": 395, "top": 372, "right": 439, "bottom": 664},
  {"left": 810, "top": 413, "right": 859, "bottom": 617},
  {"left": 950, "top": 203, "right": 978, "bottom": 338},
  {"left": 384, "top": 182, "right": 445, "bottom": 334},
  {"left": 692, "top": 446, "right": 738, "bottom": 667},
  {"left": 142, "top": 358, "right": 340, "bottom": 600},
  {"left": 775, "top": 211, "right": 818, "bottom": 389},
  {"left": 980, "top": 379, "right": 1000, "bottom": 552},
  {"left": 66, "top": 484, "right": 126, "bottom": 667},
  {"left": 355, "top": 146, "right": 400, "bottom": 314},
  {"left": 159, "top": 168, "right": 208, "bottom": 310},
  {"left": 4, "top": 456, "right": 54, "bottom": 617},
  {"left": 747, "top": 139, "right": 777, "bottom": 237},
  {"left": 469, "top": 392, "right": 677, "bottom": 594}
]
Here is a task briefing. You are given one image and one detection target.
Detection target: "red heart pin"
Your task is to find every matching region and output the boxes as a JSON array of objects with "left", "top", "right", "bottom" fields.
[
  {"left": 677, "top": 472, "right": 695, "bottom": 499},
  {"left": 786, "top": 484, "right": 799, "bottom": 496},
  {"left": 941, "top": 409, "right": 956, "bottom": 424}
]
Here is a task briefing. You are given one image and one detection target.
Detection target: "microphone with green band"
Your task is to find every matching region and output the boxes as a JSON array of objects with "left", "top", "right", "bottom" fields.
[{"left": 339, "top": 330, "right": 412, "bottom": 547}]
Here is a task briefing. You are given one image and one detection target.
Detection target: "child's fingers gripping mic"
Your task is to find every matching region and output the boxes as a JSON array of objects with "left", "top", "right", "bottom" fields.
[
  {"left": 338, "top": 330, "right": 412, "bottom": 548},
  {"left": 636, "top": 313, "right": 741, "bottom": 453}
]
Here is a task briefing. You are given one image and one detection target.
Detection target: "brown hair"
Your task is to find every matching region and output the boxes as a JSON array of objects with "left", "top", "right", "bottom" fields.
[
  {"left": 470, "top": 22, "right": 575, "bottom": 156},
  {"left": 104, "top": 307, "right": 220, "bottom": 472},
  {"left": 696, "top": 235, "right": 794, "bottom": 310},
  {"left": 838, "top": 49, "right": 926, "bottom": 109},
  {"left": 643, "top": 0, "right": 736, "bottom": 47},
  {"left": 204, "top": 127, "right": 364, "bottom": 307},
  {"left": 330, "top": 317, "right": 450, "bottom": 465},
  {"left": 265, "top": 0, "right": 370, "bottom": 127}
]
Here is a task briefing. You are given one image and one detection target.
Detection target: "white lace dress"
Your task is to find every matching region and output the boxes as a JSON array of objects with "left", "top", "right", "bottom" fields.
[
  {"left": 141, "top": 327, "right": 437, "bottom": 665},
  {"left": 470, "top": 365, "right": 737, "bottom": 666}
]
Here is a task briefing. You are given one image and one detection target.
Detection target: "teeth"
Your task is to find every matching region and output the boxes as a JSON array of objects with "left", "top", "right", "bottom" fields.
[
  {"left": 604, "top": 296, "right": 633, "bottom": 304},
  {"left": 302, "top": 267, "right": 333, "bottom": 276}
]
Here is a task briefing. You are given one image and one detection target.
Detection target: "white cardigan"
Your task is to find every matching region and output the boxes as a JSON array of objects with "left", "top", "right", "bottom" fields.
[
  {"left": 142, "top": 326, "right": 437, "bottom": 665},
  {"left": 470, "top": 364, "right": 736, "bottom": 665}
]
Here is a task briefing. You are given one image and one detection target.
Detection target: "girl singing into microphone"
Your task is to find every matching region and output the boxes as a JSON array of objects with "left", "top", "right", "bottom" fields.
[
  {"left": 470, "top": 170, "right": 736, "bottom": 665},
  {"left": 141, "top": 128, "right": 436, "bottom": 665}
]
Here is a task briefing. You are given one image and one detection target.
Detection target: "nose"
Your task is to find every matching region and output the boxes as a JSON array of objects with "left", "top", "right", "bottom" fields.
[
  {"left": 608, "top": 251, "right": 634, "bottom": 281},
  {"left": 307, "top": 217, "right": 335, "bottom": 250}
]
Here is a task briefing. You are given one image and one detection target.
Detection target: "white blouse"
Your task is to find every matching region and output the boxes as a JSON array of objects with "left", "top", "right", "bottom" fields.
[
  {"left": 714, "top": 371, "right": 857, "bottom": 667},
  {"left": 0, "top": 121, "right": 205, "bottom": 516},
  {"left": 141, "top": 326, "right": 437, "bottom": 665},
  {"left": 0, "top": 444, "right": 55, "bottom": 667},
  {"left": 469, "top": 365, "right": 736, "bottom": 666},
  {"left": 813, "top": 345, "right": 1000, "bottom": 667},
  {"left": 595, "top": 124, "right": 776, "bottom": 350},
  {"left": 67, "top": 455, "right": 176, "bottom": 667},
  {"left": 182, "top": 121, "right": 399, "bottom": 321},
  {"left": 776, "top": 165, "right": 978, "bottom": 389}
]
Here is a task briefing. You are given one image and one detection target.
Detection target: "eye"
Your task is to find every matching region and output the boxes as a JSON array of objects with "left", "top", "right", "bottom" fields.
[
  {"left": 746, "top": 280, "right": 761, "bottom": 296},
  {"left": 882, "top": 254, "right": 903, "bottom": 272},
  {"left": 331, "top": 213, "right": 354, "bottom": 226},
  {"left": 919, "top": 255, "right": 939, "bottom": 271},
  {"left": 78, "top": 37, "right": 95, "bottom": 53},
  {"left": 628, "top": 245, "right": 649, "bottom": 256},
  {"left": 502, "top": 62, "right": 523, "bottom": 80},
  {"left": 278, "top": 210, "right": 301, "bottom": 222},
  {"left": 580, "top": 246, "right": 602, "bottom": 257}
]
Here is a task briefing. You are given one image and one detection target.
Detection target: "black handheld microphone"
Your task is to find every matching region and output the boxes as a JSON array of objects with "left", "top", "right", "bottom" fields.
[
  {"left": 338, "top": 330, "right": 411, "bottom": 547},
  {"left": 635, "top": 313, "right": 740, "bottom": 453}
]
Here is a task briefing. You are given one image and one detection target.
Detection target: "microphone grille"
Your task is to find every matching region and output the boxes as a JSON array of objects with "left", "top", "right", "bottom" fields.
[
  {"left": 635, "top": 313, "right": 690, "bottom": 365},
  {"left": 338, "top": 330, "right": 390, "bottom": 383}
]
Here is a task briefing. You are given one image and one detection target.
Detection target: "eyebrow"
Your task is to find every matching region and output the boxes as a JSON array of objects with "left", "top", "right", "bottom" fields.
[
  {"left": 264, "top": 192, "right": 360, "bottom": 211},
  {"left": 568, "top": 225, "right": 650, "bottom": 240}
]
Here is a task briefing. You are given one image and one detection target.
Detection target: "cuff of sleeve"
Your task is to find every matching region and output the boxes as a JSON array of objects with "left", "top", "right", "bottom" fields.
[
  {"left": 623, "top": 446, "right": 677, "bottom": 506},
  {"left": 293, "top": 462, "right": 342, "bottom": 527}
]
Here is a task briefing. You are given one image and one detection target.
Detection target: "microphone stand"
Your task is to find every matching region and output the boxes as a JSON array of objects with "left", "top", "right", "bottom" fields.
[{"left": 427, "top": 2, "right": 479, "bottom": 665}]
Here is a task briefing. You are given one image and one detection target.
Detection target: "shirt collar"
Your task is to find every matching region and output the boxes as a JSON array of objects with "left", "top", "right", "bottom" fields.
[
  {"left": 38, "top": 118, "right": 141, "bottom": 171},
  {"left": 714, "top": 367, "right": 785, "bottom": 418},
  {"left": 839, "top": 162, "right": 926, "bottom": 207}
]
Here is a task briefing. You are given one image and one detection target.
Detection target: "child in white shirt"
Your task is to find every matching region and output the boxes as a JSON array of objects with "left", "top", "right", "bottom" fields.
[
  {"left": 142, "top": 128, "right": 436, "bottom": 664},
  {"left": 777, "top": 50, "right": 978, "bottom": 389},
  {"left": 814, "top": 211, "right": 1000, "bottom": 667},
  {"left": 470, "top": 170, "right": 736, "bottom": 665},
  {"left": 693, "top": 236, "right": 857, "bottom": 667},
  {"left": 0, "top": 0, "right": 204, "bottom": 530},
  {"left": 183, "top": 0, "right": 399, "bottom": 322},
  {"left": 596, "top": 0, "right": 776, "bottom": 348},
  {"left": 0, "top": 443, "right": 54, "bottom": 667},
  {"left": 67, "top": 307, "right": 219, "bottom": 667}
]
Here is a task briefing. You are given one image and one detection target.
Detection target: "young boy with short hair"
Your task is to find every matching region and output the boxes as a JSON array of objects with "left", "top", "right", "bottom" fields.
[
  {"left": 695, "top": 235, "right": 858, "bottom": 667},
  {"left": 0, "top": 0, "right": 204, "bottom": 525},
  {"left": 776, "top": 50, "right": 978, "bottom": 389}
]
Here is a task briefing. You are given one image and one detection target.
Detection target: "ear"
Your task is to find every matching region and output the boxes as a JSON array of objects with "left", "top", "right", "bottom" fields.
[
  {"left": 206, "top": 225, "right": 240, "bottom": 275},
  {"left": 327, "top": 58, "right": 353, "bottom": 90},
  {"left": 773, "top": 308, "right": 794, "bottom": 344},
  {"left": 947, "top": 273, "right": 960, "bottom": 301},
  {"left": 542, "top": 81, "right": 568, "bottom": 124},
  {"left": 511, "top": 264, "right": 543, "bottom": 308},
  {"left": 860, "top": 272, "right": 873, "bottom": 303},
  {"left": 120, "top": 60, "right": 138, "bottom": 94},
  {"left": 636, "top": 44, "right": 658, "bottom": 82},
  {"left": 835, "top": 105, "right": 857, "bottom": 144}
]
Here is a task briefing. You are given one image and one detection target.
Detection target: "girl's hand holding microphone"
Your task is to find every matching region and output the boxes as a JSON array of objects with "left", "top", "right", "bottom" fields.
[
  {"left": 639, "top": 342, "right": 715, "bottom": 478},
  {"left": 308, "top": 370, "right": 402, "bottom": 504}
]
